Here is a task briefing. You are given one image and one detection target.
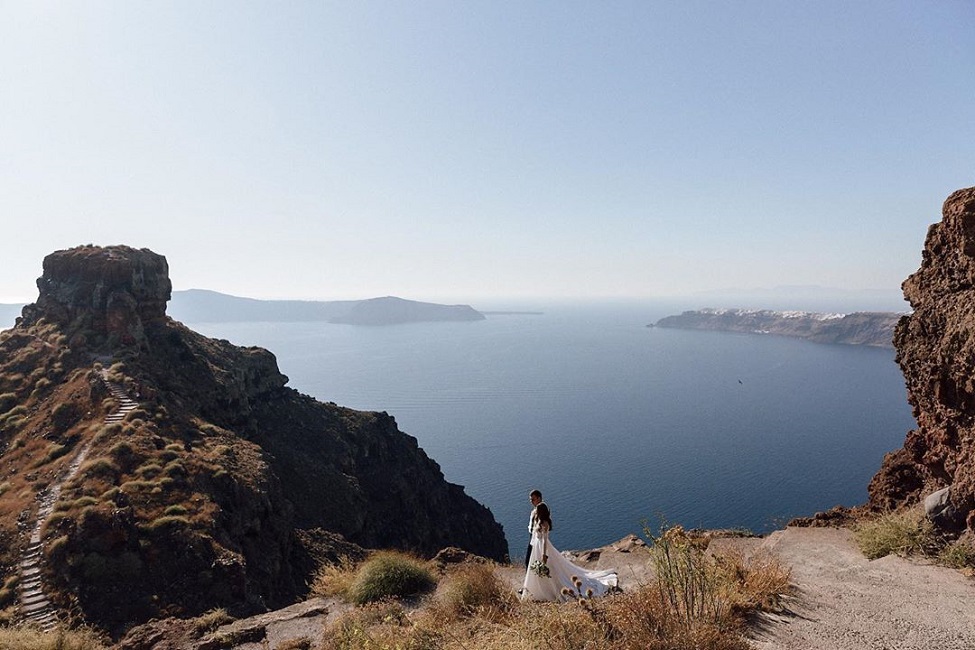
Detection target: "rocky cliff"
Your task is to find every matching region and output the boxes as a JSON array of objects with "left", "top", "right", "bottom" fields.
[
  {"left": 654, "top": 309, "right": 900, "bottom": 348},
  {"left": 0, "top": 245, "right": 507, "bottom": 636},
  {"left": 869, "top": 187, "right": 975, "bottom": 533}
]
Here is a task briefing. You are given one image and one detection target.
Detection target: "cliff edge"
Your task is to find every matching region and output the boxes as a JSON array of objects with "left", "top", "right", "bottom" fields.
[{"left": 869, "top": 187, "right": 975, "bottom": 533}]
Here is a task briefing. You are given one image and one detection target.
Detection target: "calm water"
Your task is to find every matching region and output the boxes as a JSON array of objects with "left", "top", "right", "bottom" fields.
[{"left": 187, "top": 300, "right": 915, "bottom": 553}]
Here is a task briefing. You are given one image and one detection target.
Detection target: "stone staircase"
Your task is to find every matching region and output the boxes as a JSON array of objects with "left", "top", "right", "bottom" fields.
[{"left": 18, "top": 371, "right": 140, "bottom": 631}]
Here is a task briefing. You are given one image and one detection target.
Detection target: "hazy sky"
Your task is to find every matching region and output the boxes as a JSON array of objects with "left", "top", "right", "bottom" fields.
[{"left": 1, "top": 1, "right": 972, "bottom": 304}]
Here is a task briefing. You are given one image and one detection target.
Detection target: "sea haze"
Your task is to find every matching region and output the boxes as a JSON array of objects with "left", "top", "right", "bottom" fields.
[{"left": 185, "top": 300, "right": 915, "bottom": 554}]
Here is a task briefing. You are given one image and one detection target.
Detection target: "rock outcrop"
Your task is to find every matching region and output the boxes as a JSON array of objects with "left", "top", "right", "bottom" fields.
[
  {"left": 0, "top": 245, "right": 507, "bottom": 637},
  {"left": 869, "top": 187, "right": 975, "bottom": 532}
]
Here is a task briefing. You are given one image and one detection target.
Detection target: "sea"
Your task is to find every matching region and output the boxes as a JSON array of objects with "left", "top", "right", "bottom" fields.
[{"left": 185, "top": 299, "right": 916, "bottom": 555}]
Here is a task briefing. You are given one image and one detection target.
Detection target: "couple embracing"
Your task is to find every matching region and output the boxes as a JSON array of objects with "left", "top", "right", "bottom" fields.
[{"left": 520, "top": 489, "right": 619, "bottom": 601}]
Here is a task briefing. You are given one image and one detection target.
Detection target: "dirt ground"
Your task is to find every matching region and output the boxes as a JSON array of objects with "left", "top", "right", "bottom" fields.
[
  {"left": 489, "top": 527, "right": 975, "bottom": 650},
  {"left": 206, "top": 527, "right": 975, "bottom": 650},
  {"left": 744, "top": 527, "right": 975, "bottom": 650}
]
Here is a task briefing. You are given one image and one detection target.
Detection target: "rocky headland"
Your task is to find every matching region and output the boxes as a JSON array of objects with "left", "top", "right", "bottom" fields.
[
  {"left": 167, "top": 290, "right": 485, "bottom": 325},
  {"left": 0, "top": 245, "right": 506, "bottom": 637},
  {"left": 869, "top": 186, "right": 975, "bottom": 534},
  {"left": 653, "top": 308, "right": 901, "bottom": 348}
]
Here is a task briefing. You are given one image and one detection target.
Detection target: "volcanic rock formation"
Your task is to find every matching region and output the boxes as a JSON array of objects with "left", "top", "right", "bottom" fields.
[
  {"left": 0, "top": 245, "right": 507, "bottom": 636},
  {"left": 869, "top": 187, "right": 975, "bottom": 533}
]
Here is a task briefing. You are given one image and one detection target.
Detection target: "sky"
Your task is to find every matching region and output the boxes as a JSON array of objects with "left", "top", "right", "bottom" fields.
[{"left": 1, "top": 1, "right": 972, "bottom": 305}]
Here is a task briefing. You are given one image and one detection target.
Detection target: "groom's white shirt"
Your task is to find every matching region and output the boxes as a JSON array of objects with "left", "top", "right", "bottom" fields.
[{"left": 528, "top": 505, "right": 538, "bottom": 535}]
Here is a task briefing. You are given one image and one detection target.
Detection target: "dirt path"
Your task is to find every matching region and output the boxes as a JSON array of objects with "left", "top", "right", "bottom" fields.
[{"left": 747, "top": 527, "right": 975, "bottom": 650}]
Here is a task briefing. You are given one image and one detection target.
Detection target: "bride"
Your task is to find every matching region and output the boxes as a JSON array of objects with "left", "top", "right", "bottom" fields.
[{"left": 520, "top": 502, "right": 619, "bottom": 602}]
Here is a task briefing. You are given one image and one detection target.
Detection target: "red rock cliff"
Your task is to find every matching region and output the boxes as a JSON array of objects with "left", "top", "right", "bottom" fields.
[{"left": 869, "top": 186, "right": 975, "bottom": 531}]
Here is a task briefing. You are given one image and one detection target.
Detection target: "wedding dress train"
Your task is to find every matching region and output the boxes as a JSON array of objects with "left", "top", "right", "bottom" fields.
[{"left": 520, "top": 525, "right": 618, "bottom": 602}]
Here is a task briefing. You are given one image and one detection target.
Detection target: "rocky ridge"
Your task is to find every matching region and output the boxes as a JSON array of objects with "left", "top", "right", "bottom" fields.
[
  {"left": 0, "top": 245, "right": 507, "bottom": 637},
  {"left": 869, "top": 186, "right": 975, "bottom": 533}
]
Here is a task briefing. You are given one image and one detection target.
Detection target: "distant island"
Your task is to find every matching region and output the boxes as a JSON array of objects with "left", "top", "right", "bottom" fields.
[
  {"left": 652, "top": 308, "right": 903, "bottom": 348},
  {"left": 166, "top": 289, "right": 485, "bottom": 325}
]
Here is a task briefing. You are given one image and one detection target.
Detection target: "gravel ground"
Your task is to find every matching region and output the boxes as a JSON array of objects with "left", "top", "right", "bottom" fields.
[{"left": 747, "top": 527, "right": 975, "bottom": 650}]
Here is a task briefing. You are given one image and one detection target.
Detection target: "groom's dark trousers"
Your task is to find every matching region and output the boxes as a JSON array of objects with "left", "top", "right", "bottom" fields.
[{"left": 525, "top": 544, "right": 532, "bottom": 567}]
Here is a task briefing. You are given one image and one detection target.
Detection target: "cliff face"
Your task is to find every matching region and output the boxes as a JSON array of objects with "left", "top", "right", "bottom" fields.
[
  {"left": 654, "top": 309, "right": 900, "bottom": 348},
  {"left": 0, "top": 245, "right": 506, "bottom": 636},
  {"left": 869, "top": 187, "right": 975, "bottom": 532}
]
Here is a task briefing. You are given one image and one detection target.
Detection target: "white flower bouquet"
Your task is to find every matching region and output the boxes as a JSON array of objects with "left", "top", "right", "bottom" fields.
[{"left": 529, "top": 560, "right": 551, "bottom": 578}]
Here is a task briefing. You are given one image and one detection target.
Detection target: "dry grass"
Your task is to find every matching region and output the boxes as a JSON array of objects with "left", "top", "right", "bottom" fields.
[
  {"left": 0, "top": 625, "right": 108, "bottom": 650},
  {"left": 190, "top": 607, "right": 235, "bottom": 638},
  {"left": 311, "top": 556, "right": 363, "bottom": 599},
  {"left": 431, "top": 562, "right": 515, "bottom": 621},
  {"left": 316, "top": 529, "right": 792, "bottom": 650}
]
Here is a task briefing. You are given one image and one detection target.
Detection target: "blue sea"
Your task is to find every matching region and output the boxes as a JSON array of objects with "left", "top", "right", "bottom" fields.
[{"left": 186, "top": 299, "right": 915, "bottom": 554}]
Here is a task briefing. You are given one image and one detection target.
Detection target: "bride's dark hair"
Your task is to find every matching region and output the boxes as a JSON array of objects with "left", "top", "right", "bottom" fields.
[{"left": 536, "top": 503, "right": 553, "bottom": 531}]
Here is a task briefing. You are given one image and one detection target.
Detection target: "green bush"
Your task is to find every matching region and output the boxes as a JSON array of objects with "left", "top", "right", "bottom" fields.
[
  {"left": 853, "top": 509, "right": 940, "bottom": 560},
  {"left": 145, "top": 515, "right": 191, "bottom": 534},
  {"left": 348, "top": 551, "right": 437, "bottom": 605},
  {"left": 52, "top": 402, "right": 82, "bottom": 433}
]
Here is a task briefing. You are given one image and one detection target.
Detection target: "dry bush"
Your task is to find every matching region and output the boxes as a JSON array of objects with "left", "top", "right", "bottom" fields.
[
  {"left": 713, "top": 548, "right": 792, "bottom": 614},
  {"left": 310, "top": 556, "right": 360, "bottom": 599},
  {"left": 431, "top": 562, "right": 514, "bottom": 622}
]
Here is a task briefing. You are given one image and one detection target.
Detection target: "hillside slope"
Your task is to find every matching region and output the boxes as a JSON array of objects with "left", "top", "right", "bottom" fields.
[{"left": 0, "top": 245, "right": 506, "bottom": 637}]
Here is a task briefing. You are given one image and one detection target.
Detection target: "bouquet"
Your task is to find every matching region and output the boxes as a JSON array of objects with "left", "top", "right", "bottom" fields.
[{"left": 529, "top": 560, "right": 551, "bottom": 578}]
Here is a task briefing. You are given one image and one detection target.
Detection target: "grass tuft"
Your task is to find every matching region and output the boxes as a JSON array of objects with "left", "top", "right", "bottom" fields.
[
  {"left": 191, "top": 607, "right": 235, "bottom": 638},
  {"left": 347, "top": 551, "right": 437, "bottom": 605},
  {"left": 853, "top": 508, "right": 940, "bottom": 560},
  {"left": 434, "top": 562, "right": 513, "bottom": 620}
]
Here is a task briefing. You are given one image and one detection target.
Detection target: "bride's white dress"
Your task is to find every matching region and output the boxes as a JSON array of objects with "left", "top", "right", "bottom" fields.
[{"left": 520, "top": 523, "right": 618, "bottom": 602}]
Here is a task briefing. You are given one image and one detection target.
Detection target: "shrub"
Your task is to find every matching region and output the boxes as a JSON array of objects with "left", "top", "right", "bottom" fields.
[
  {"left": 647, "top": 524, "right": 727, "bottom": 628},
  {"left": 145, "top": 515, "right": 191, "bottom": 533},
  {"left": 347, "top": 551, "right": 437, "bottom": 605},
  {"left": 80, "top": 457, "right": 120, "bottom": 481},
  {"left": 137, "top": 462, "right": 163, "bottom": 479},
  {"left": 51, "top": 402, "right": 82, "bottom": 433},
  {"left": 853, "top": 509, "right": 940, "bottom": 560},
  {"left": 310, "top": 559, "right": 355, "bottom": 595},
  {"left": 37, "top": 442, "right": 70, "bottom": 467},
  {"left": 435, "top": 562, "right": 512, "bottom": 619},
  {"left": 712, "top": 548, "right": 792, "bottom": 614},
  {"left": 0, "top": 392, "right": 17, "bottom": 413}
]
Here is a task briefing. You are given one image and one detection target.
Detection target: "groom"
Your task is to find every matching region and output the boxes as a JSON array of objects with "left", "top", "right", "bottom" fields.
[{"left": 525, "top": 489, "right": 544, "bottom": 567}]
